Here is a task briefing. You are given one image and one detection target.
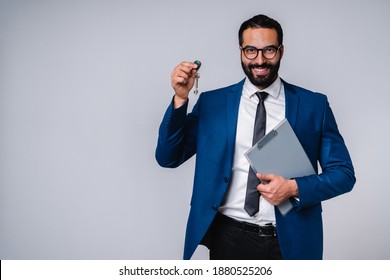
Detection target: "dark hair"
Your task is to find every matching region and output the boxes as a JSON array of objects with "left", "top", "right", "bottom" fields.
[{"left": 238, "top": 14, "right": 283, "bottom": 46}]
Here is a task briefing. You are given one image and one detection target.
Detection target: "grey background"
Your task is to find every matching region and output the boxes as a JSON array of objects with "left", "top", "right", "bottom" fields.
[{"left": 0, "top": 0, "right": 389, "bottom": 259}]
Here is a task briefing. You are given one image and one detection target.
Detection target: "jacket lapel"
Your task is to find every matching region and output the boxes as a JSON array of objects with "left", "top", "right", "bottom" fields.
[
  {"left": 283, "top": 80, "right": 299, "bottom": 129},
  {"left": 226, "top": 79, "right": 245, "bottom": 162}
]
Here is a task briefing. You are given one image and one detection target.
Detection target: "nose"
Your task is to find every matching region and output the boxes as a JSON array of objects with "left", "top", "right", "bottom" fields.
[{"left": 253, "top": 51, "right": 266, "bottom": 65}]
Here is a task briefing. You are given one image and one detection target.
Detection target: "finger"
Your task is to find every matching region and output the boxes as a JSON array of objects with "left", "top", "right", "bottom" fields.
[
  {"left": 176, "top": 61, "right": 198, "bottom": 74},
  {"left": 256, "top": 173, "right": 276, "bottom": 181},
  {"left": 257, "top": 183, "right": 269, "bottom": 193},
  {"left": 172, "top": 67, "right": 190, "bottom": 78},
  {"left": 171, "top": 76, "right": 188, "bottom": 87},
  {"left": 182, "top": 61, "right": 198, "bottom": 69},
  {"left": 171, "top": 73, "right": 193, "bottom": 91},
  {"left": 171, "top": 70, "right": 190, "bottom": 82},
  {"left": 171, "top": 63, "right": 197, "bottom": 83},
  {"left": 172, "top": 72, "right": 196, "bottom": 89}
]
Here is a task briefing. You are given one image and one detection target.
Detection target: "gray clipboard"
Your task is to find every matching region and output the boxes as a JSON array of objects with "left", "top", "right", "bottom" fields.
[{"left": 244, "top": 119, "right": 315, "bottom": 216}]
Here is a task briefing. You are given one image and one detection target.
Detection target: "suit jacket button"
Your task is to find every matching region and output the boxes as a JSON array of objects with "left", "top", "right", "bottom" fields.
[
  {"left": 224, "top": 176, "right": 229, "bottom": 183},
  {"left": 212, "top": 205, "right": 218, "bottom": 211}
]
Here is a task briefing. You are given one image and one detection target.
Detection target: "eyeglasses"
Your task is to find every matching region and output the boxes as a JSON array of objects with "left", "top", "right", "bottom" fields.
[{"left": 241, "top": 45, "right": 282, "bottom": 60}]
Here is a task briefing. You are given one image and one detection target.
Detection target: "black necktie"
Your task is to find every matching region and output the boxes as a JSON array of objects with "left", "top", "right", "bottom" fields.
[{"left": 244, "top": 91, "right": 268, "bottom": 216}]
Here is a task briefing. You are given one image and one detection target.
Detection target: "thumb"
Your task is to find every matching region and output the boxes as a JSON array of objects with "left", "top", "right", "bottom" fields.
[{"left": 256, "top": 173, "right": 275, "bottom": 182}]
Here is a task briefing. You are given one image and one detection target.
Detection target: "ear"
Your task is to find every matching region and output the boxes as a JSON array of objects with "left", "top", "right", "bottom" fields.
[{"left": 279, "top": 44, "right": 284, "bottom": 59}]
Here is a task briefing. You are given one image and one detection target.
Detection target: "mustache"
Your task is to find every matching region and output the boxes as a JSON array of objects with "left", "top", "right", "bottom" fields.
[{"left": 249, "top": 63, "right": 273, "bottom": 69}]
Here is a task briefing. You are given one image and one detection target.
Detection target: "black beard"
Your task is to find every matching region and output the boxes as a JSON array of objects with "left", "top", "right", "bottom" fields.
[{"left": 241, "top": 60, "right": 281, "bottom": 89}]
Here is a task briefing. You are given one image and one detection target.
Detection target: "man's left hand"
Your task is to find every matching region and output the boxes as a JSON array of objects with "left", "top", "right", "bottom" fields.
[{"left": 256, "top": 174, "right": 299, "bottom": 206}]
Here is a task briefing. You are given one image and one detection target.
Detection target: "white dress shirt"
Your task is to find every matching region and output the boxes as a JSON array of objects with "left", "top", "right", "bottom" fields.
[{"left": 218, "top": 77, "right": 285, "bottom": 225}]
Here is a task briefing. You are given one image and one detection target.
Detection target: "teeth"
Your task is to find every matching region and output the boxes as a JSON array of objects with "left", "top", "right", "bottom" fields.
[{"left": 253, "top": 67, "right": 267, "bottom": 73}]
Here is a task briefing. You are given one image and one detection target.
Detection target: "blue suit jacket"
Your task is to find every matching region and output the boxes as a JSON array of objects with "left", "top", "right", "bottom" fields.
[{"left": 156, "top": 79, "right": 355, "bottom": 260}]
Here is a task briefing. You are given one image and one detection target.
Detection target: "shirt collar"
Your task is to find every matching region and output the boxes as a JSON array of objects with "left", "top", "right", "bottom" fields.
[{"left": 243, "top": 76, "right": 282, "bottom": 101}]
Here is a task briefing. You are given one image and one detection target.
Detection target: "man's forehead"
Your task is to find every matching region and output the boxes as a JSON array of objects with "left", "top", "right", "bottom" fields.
[{"left": 242, "top": 27, "right": 278, "bottom": 45}]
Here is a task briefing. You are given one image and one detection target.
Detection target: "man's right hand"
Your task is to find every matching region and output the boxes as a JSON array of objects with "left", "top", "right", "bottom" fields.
[{"left": 170, "top": 61, "right": 199, "bottom": 108}]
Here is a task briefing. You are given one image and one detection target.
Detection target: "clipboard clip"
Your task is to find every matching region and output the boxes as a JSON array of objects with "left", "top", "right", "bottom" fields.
[{"left": 257, "top": 129, "right": 278, "bottom": 150}]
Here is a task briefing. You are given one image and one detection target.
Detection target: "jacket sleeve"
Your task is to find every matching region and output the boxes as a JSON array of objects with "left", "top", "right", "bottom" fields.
[
  {"left": 155, "top": 97, "right": 198, "bottom": 168},
  {"left": 294, "top": 99, "right": 356, "bottom": 208}
]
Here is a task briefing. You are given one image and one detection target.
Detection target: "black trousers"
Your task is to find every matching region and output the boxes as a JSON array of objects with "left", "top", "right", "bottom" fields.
[{"left": 208, "top": 214, "right": 283, "bottom": 260}]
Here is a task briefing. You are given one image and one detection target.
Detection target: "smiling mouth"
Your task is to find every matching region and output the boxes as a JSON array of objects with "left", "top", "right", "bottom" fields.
[{"left": 250, "top": 65, "right": 270, "bottom": 76}]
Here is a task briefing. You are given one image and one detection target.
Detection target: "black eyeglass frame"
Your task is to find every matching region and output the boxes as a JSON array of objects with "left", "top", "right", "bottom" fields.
[{"left": 240, "top": 45, "right": 282, "bottom": 60}]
